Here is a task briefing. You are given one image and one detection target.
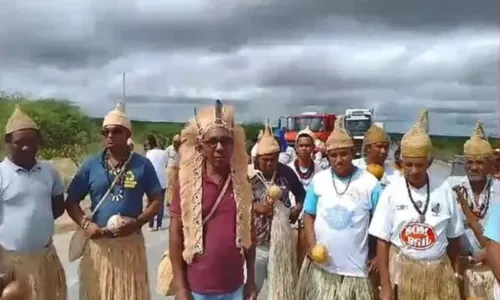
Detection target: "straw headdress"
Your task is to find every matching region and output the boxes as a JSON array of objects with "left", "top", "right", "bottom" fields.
[
  {"left": 177, "top": 100, "right": 252, "bottom": 264},
  {"left": 5, "top": 105, "right": 38, "bottom": 135},
  {"left": 295, "top": 125, "right": 316, "bottom": 143},
  {"left": 400, "top": 110, "right": 432, "bottom": 158},
  {"left": 364, "top": 123, "right": 390, "bottom": 145},
  {"left": 102, "top": 103, "right": 132, "bottom": 132},
  {"left": 325, "top": 116, "right": 354, "bottom": 150},
  {"left": 463, "top": 121, "right": 493, "bottom": 159},
  {"left": 256, "top": 119, "right": 281, "bottom": 155},
  {"left": 257, "top": 129, "right": 264, "bottom": 140}
]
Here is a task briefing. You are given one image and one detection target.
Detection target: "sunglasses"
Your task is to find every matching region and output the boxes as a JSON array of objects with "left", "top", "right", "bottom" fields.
[{"left": 101, "top": 127, "right": 126, "bottom": 136}]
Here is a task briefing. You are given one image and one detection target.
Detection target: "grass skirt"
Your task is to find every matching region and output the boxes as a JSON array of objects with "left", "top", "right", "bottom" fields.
[
  {"left": 0, "top": 244, "right": 66, "bottom": 300},
  {"left": 296, "top": 259, "right": 375, "bottom": 300},
  {"left": 166, "top": 166, "right": 179, "bottom": 205},
  {"left": 389, "top": 247, "right": 460, "bottom": 300},
  {"left": 267, "top": 201, "right": 298, "bottom": 300},
  {"left": 464, "top": 263, "right": 496, "bottom": 299},
  {"left": 79, "top": 233, "right": 150, "bottom": 300}
]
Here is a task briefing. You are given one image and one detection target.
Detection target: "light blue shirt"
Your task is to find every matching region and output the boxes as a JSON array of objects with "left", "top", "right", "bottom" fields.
[
  {"left": 0, "top": 158, "right": 65, "bottom": 252},
  {"left": 304, "top": 168, "right": 383, "bottom": 215},
  {"left": 484, "top": 200, "right": 500, "bottom": 243}
]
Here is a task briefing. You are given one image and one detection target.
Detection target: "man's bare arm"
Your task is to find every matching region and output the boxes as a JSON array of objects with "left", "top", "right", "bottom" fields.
[
  {"left": 51, "top": 194, "right": 65, "bottom": 220},
  {"left": 169, "top": 216, "right": 189, "bottom": 292},
  {"left": 376, "top": 239, "right": 391, "bottom": 288},
  {"left": 136, "top": 191, "right": 162, "bottom": 227},
  {"left": 486, "top": 240, "right": 500, "bottom": 283}
]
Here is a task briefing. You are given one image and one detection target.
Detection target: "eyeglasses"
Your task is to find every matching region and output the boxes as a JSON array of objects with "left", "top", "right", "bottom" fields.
[{"left": 201, "top": 136, "right": 233, "bottom": 148}]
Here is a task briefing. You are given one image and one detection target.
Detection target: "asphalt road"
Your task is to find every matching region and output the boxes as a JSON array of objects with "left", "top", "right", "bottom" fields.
[{"left": 54, "top": 160, "right": 452, "bottom": 300}]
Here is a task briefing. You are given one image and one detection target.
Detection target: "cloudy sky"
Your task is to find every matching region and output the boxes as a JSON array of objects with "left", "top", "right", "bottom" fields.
[{"left": 0, "top": 0, "right": 497, "bottom": 136}]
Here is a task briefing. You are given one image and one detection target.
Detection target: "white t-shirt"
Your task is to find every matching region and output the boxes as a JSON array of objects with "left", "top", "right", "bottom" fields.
[
  {"left": 369, "top": 174, "right": 465, "bottom": 261},
  {"left": 453, "top": 176, "right": 499, "bottom": 256},
  {"left": 353, "top": 157, "right": 401, "bottom": 187},
  {"left": 278, "top": 147, "right": 297, "bottom": 165},
  {"left": 146, "top": 148, "right": 168, "bottom": 189},
  {"left": 165, "top": 145, "right": 180, "bottom": 167},
  {"left": 304, "top": 168, "right": 383, "bottom": 277}
]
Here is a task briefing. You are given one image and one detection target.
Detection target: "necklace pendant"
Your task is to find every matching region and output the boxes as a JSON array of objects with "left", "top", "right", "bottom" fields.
[{"left": 419, "top": 215, "right": 426, "bottom": 222}]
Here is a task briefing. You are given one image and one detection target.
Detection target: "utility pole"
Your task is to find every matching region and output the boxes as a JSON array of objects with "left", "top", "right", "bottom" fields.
[{"left": 117, "top": 72, "right": 126, "bottom": 112}]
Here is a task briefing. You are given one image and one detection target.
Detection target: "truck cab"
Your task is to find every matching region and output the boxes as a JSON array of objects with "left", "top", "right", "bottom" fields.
[
  {"left": 344, "top": 109, "right": 374, "bottom": 158},
  {"left": 278, "top": 112, "right": 336, "bottom": 147}
]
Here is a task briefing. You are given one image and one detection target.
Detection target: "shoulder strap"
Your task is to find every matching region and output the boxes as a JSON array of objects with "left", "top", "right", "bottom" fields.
[
  {"left": 202, "top": 176, "right": 231, "bottom": 225},
  {"left": 89, "top": 153, "right": 133, "bottom": 218}
]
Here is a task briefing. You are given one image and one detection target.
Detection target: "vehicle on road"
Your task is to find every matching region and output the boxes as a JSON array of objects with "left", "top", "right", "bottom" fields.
[
  {"left": 278, "top": 112, "right": 337, "bottom": 147},
  {"left": 344, "top": 108, "right": 374, "bottom": 158}
]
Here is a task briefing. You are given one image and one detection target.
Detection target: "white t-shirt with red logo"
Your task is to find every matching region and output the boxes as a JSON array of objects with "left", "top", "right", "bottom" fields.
[{"left": 368, "top": 174, "right": 465, "bottom": 261}]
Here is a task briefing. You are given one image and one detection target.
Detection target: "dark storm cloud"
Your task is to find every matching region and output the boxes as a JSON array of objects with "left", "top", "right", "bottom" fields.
[{"left": 0, "top": 0, "right": 497, "bottom": 136}]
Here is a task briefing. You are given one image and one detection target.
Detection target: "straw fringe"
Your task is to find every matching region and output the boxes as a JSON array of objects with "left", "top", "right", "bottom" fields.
[
  {"left": 165, "top": 166, "right": 179, "bottom": 205},
  {"left": 296, "top": 259, "right": 374, "bottom": 300},
  {"left": 0, "top": 244, "right": 67, "bottom": 300},
  {"left": 79, "top": 233, "right": 150, "bottom": 300},
  {"left": 267, "top": 201, "right": 298, "bottom": 300},
  {"left": 389, "top": 247, "right": 460, "bottom": 300},
  {"left": 464, "top": 264, "right": 496, "bottom": 299}
]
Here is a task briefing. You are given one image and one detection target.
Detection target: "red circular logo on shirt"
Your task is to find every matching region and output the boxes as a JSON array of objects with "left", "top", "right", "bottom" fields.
[{"left": 400, "top": 222, "right": 437, "bottom": 250}]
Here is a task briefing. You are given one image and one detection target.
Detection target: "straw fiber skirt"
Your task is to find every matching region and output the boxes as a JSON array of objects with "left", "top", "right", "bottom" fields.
[
  {"left": 79, "top": 233, "right": 150, "bottom": 300},
  {"left": 296, "top": 259, "right": 375, "bottom": 300},
  {"left": 0, "top": 243, "right": 66, "bottom": 300},
  {"left": 464, "top": 263, "right": 496, "bottom": 299},
  {"left": 389, "top": 247, "right": 460, "bottom": 300}
]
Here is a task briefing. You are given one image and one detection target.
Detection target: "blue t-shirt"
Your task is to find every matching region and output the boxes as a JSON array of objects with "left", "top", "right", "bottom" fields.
[
  {"left": 66, "top": 151, "right": 162, "bottom": 227},
  {"left": 484, "top": 200, "right": 500, "bottom": 243}
]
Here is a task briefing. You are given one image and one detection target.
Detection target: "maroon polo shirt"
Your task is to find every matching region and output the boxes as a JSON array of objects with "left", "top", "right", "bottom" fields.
[{"left": 170, "top": 177, "right": 244, "bottom": 295}]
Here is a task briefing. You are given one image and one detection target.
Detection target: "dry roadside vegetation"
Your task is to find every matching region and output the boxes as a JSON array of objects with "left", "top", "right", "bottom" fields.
[{"left": 0, "top": 94, "right": 493, "bottom": 233}]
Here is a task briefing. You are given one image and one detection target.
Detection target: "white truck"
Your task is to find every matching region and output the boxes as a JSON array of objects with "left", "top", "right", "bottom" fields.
[{"left": 344, "top": 108, "right": 374, "bottom": 158}]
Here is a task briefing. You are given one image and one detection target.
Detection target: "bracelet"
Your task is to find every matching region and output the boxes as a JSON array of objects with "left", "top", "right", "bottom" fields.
[
  {"left": 80, "top": 216, "right": 90, "bottom": 228},
  {"left": 82, "top": 219, "right": 91, "bottom": 230}
]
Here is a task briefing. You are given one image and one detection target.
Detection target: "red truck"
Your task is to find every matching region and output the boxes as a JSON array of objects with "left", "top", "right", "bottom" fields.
[{"left": 278, "top": 112, "right": 337, "bottom": 147}]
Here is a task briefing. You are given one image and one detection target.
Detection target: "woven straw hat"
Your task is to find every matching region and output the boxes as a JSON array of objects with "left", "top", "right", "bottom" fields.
[
  {"left": 295, "top": 126, "right": 316, "bottom": 144},
  {"left": 5, "top": 105, "right": 38, "bottom": 135},
  {"left": 401, "top": 110, "right": 432, "bottom": 158},
  {"left": 364, "top": 124, "right": 390, "bottom": 145},
  {"left": 256, "top": 120, "right": 280, "bottom": 155},
  {"left": 102, "top": 103, "right": 132, "bottom": 132},
  {"left": 325, "top": 116, "right": 353, "bottom": 150},
  {"left": 463, "top": 121, "right": 493, "bottom": 159}
]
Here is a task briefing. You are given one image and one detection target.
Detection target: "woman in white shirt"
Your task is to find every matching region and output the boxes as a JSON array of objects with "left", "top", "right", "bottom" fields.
[{"left": 145, "top": 134, "right": 168, "bottom": 231}]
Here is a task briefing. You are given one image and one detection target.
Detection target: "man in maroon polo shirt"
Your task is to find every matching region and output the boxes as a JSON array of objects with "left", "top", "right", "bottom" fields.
[{"left": 169, "top": 100, "right": 256, "bottom": 300}]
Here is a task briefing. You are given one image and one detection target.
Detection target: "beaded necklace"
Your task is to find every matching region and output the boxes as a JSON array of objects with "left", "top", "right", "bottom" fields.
[
  {"left": 293, "top": 159, "right": 315, "bottom": 180},
  {"left": 102, "top": 150, "right": 130, "bottom": 201}
]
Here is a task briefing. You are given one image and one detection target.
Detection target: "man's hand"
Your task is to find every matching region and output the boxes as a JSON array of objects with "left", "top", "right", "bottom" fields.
[
  {"left": 367, "top": 258, "right": 378, "bottom": 274},
  {"left": 175, "top": 287, "right": 192, "bottom": 300},
  {"left": 289, "top": 206, "right": 302, "bottom": 224},
  {"left": 253, "top": 201, "right": 273, "bottom": 216},
  {"left": 379, "top": 285, "right": 395, "bottom": 300},
  {"left": 84, "top": 222, "right": 108, "bottom": 239},
  {"left": 472, "top": 250, "right": 487, "bottom": 264},
  {"left": 244, "top": 281, "right": 258, "bottom": 300},
  {"left": 114, "top": 217, "right": 139, "bottom": 237}
]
